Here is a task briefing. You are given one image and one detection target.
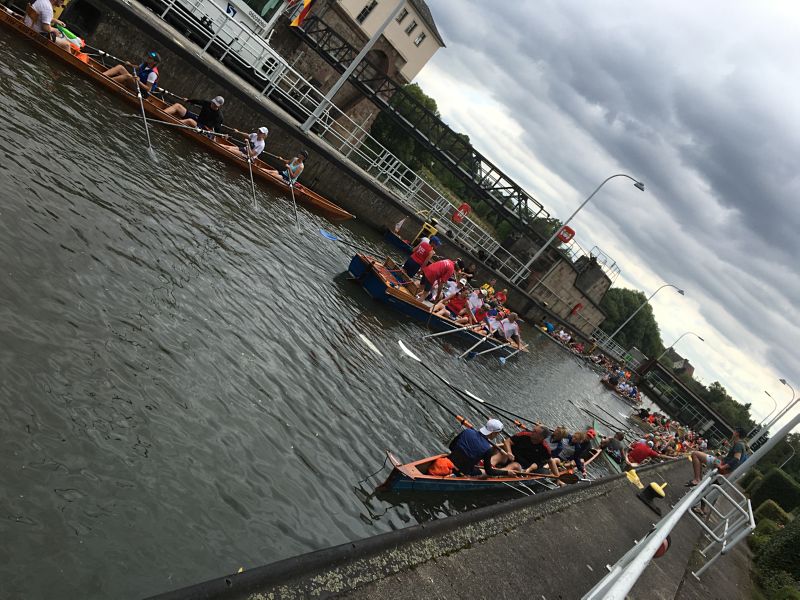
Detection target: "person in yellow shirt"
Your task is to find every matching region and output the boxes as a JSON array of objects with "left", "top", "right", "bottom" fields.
[{"left": 480, "top": 278, "right": 497, "bottom": 297}]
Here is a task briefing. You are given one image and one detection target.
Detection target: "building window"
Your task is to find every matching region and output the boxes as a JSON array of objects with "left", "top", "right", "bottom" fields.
[
  {"left": 356, "top": 1, "right": 377, "bottom": 24},
  {"left": 404, "top": 19, "right": 417, "bottom": 35},
  {"left": 395, "top": 7, "right": 408, "bottom": 23},
  {"left": 413, "top": 31, "right": 426, "bottom": 46}
]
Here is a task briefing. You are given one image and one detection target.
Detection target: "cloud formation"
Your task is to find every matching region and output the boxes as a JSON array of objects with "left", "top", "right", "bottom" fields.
[{"left": 418, "top": 0, "right": 800, "bottom": 422}]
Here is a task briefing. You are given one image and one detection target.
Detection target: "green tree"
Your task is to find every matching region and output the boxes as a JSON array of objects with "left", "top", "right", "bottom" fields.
[{"left": 599, "top": 288, "right": 665, "bottom": 358}]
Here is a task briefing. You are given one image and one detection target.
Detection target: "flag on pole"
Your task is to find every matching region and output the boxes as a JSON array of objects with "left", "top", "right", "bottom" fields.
[{"left": 290, "top": 0, "right": 316, "bottom": 27}]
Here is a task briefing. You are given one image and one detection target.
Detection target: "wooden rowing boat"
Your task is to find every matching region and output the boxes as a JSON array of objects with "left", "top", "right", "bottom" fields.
[
  {"left": 348, "top": 253, "right": 527, "bottom": 355},
  {"left": 383, "top": 229, "right": 414, "bottom": 253},
  {"left": 376, "top": 450, "right": 596, "bottom": 493},
  {"left": 0, "top": 7, "right": 354, "bottom": 221}
]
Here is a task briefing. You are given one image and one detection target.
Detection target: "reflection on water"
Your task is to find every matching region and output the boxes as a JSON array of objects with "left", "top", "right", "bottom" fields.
[{"left": 0, "top": 31, "right": 637, "bottom": 599}]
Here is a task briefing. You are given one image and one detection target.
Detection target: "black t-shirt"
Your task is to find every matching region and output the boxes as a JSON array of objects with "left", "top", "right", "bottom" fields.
[
  {"left": 189, "top": 99, "right": 224, "bottom": 131},
  {"left": 511, "top": 433, "right": 552, "bottom": 469}
]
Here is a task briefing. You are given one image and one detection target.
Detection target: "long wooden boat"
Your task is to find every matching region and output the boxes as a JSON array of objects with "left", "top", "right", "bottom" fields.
[
  {"left": 348, "top": 253, "right": 526, "bottom": 355},
  {"left": 0, "top": 7, "right": 354, "bottom": 221},
  {"left": 376, "top": 450, "right": 597, "bottom": 493}
]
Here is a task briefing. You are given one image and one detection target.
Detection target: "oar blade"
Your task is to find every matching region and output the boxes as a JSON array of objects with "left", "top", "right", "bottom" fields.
[
  {"left": 499, "top": 356, "right": 507, "bottom": 366},
  {"left": 319, "top": 228, "right": 339, "bottom": 241},
  {"left": 398, "top": 339, "right": 423, "bottom": 363}
]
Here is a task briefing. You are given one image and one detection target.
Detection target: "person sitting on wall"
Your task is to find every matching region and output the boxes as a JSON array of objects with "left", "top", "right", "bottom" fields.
[{"left": 686, "top": 427, "right": 747, "bottom": 487}]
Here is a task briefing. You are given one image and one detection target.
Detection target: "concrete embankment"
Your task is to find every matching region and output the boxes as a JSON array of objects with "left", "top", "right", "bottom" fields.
[{"left": 148, "top": 459, "right": 710, "bottom": 599}]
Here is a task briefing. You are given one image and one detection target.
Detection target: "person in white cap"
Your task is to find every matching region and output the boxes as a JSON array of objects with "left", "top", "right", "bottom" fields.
[
  {"left": 163, "top": 95, "right": 225, "bottom": 135},
  {"left": 447, "top": 418, "right": 505, "bottom": 478},
  {"left": 222, "top": 126, "right": 268, "bottom": 160}
]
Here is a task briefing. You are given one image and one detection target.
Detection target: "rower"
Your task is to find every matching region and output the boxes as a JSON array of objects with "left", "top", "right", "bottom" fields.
[
  {"left": 221, "top": 126, "right": 269, "bottom": 160},
  {"left": 492, "top": 425, "right": 563, "bottom": 484},
  {"left": 416, "top": 258, "right": 463, "bottom": 304},
  {"left": 491, "top": 312, "right": 523, "bottom": 348},
  {"left": 447, "top": 418, "right": 504, "bottom": 478},
  {"left": 600, "top": 432, "right": 628, "bottom": 464},
  {"left": 563, "top": 429, "right": 595, "bottom": 476},
  {"left": 402, "top": 235, "right": 440, "bottom": 278},
  {"left": 280, "top": 151, "right": 308, "bottom": 183},
  {"left": 480, "top": 278, "right": 496, "bottom": 297},
  {"left": 102, "top": 51, "right": 161, "bottom": 97},
  {"left": 432, "top": 287, "right": 470, "bottom": 323},
  {"left": 24, "top": 0, "right": 71, "bottom": 50},
  {"left": 494, "top": 288, "right": 508, "bottom": 306},
  {"left": 163, "top": 95, "right": 225, "bottom": 135}
]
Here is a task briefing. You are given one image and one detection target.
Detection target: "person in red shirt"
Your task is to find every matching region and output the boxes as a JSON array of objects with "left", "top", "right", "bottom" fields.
[
  {"left": 494, "top": 288, "right": 508, "bottom": 305},
  {"left": 627, "top": 441, "right": 676, "bottom": 466},
  {"left": 402, "top": 236, "right": 441, "bottom": 278},
  {"left": 432, "top": 288, "right": 470, "bottom": 323},
  {"left": 417, "top": 258, "right": 464, "bottom": 303}
]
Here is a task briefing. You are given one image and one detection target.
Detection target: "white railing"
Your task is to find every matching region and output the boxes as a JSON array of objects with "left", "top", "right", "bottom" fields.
[
  {"left": 152, "top": 0, "right": 530, "bottom": 279},
  {"left": 583, "top": 471, "right": 754, "bottom": 599}
]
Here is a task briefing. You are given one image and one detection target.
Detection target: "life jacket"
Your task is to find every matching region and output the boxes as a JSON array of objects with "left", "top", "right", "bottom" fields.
[
  {"left": 137, "top": 62, "right": 159, "bottom": 95},
  {"left": 428, "top": 457, "right": 455, "bottom": 477}
]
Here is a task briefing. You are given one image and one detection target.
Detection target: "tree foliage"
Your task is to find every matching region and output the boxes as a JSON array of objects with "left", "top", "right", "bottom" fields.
[{"left": 599, "top": 288, "right": 664, "bottom": 358}]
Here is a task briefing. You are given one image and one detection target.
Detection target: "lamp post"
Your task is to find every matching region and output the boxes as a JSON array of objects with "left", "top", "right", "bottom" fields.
[
  {"left": 750, "top": 378, "right": 797, "bottom": 446},
  {"left": 655, "top": 331, "right": 704, "bottom": 363},
  {"left": 606, "top": 283, "right": 685, "bottom": 344},
  {"left": 512, "top": 173, "right": 645, "bottom": 284},
  {"left": 748, "top": 391, "right": 779, "bottom": 437},
  {"left": 779, "top": 443, "right": 796, "bottom": 470}
]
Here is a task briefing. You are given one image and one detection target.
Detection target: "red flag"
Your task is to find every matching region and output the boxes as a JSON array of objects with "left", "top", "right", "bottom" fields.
[{"left": 290, "top": 0, "right": 316, "bottom": 27}]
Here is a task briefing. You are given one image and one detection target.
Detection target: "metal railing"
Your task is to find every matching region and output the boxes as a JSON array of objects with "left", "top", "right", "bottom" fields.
[
  {"left": 583, "top": 470, "right": 754, "bottom": 599},
  {"left": 148, "top": 0, "right": 532, "bottom": 279}
]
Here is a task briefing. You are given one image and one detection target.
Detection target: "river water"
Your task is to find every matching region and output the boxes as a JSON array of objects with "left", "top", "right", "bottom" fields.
[{"left": 0, "top": 31, "right": 638, "bottom": 599}]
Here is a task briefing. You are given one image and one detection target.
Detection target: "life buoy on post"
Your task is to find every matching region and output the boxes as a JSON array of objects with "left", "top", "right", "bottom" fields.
[
  {"left": 451, "top": 202, "right": 472, "bottom": 224},
  {"left": 557, "top": 226, "right": 576, "bottom": 243}
]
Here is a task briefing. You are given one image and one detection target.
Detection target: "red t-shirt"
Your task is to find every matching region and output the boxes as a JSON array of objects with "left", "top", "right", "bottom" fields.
[
  {"left": 495, "top": 291, "right": 507, "bottom": 304},
  {"left": 628, "top": 442, "right": 659, "bottom": 464},
  {"left": 410, "top": 241, "right": 432, "bottom": 265},
  {"left": 446, "top": 295, "right": 467, "bottom": 314},
  {"left": 422, "top": 260, "right": 455, "bottom": 284}
]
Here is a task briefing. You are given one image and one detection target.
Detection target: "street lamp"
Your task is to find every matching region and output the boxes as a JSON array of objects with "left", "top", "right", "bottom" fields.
[
  {"left": 655, "top": 331, "right": 704, "bottom": 362},
  {"left": 748, "top": 391, "right": 780, "bottom": 437},
  {"left": 779, "top": 443, "right": 796, "bottom": 470},
  {"left": 749, "top": 378, "right": 797, "bottom": 446},
  {"left": 512, "top": 173, "right": 645, "bottom": 284},
  {"left": 607, "top": 283, "right": 685, "bottom": 343}
]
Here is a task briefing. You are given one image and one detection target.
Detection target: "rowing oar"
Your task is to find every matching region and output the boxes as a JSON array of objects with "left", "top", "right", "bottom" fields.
[
  {"left": 422, "top": 322, "right": 485, "bottom": 340},
  {"left": 287, "top": 178, "right": 301, "bottom": 232},
  {"left": 243, "top": 137, "right": 259, "bottom": 211},
  {"left": 318, "top": 229, "right": 378, "bottom": 253},
  {"left": 458, "top": 335, "right": 488, "bottom": 360},
  {"left": 131, "top": 67, "right": 156, "bottom": 160},
  {"left": 468, "top": 342, "right": 511, "bottom": 359},
  {"left": 499, "top": 347, "right": 523, "bottom": 366},
  {"left": 494, "top": 469, "right": 580, "bottom": 484},
  {"left": 81, "top": 44, "right": 129, "bottom": 65},
  {"left": 398, "top": 340, "right": 542, "bottom": 426},
  {"left": 120, "top": 114, "right": 233, "bottom": 137}
]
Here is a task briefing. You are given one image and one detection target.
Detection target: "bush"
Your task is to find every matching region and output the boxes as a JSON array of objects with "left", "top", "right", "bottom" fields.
[
  {"left": 740, "top": 468, "right": 763, "bottom": 489},
  {"left": 748, "top": 533, "right": 770, "bottom": 553},
  {"left": 754, "top": 518, "right": 781, "bottom": 537},
  {"left": 773, "top": 587, "right": 800, "bottom": 600},
  {"left": 755, "top": 499, "right": 794, "bottom": 526},
  {"left": 755, "top": 515, "right": 800, "bottom": 592},
  {"left": 751, "top": 468, "right": 800, "bottom": 513},
  {"left": 747, "top": 473, "right": 765, "bottom": 494}
]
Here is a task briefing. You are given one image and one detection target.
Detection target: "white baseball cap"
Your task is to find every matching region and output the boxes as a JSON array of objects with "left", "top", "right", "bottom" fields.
[
  {"left": 458, "top": 278, "right": 467, "bottom": 285},
  {"left": 421, "top": 237, "right": 430, "bottom": 244},
  {"left": 212, "top": 95, "right": 225, "bottom": 106},
  {"left": 479, "top": 419, "right": 503, "bottom": 436},
  {"left": 257, "top": 126, "right": 269, "bottom": 135}
]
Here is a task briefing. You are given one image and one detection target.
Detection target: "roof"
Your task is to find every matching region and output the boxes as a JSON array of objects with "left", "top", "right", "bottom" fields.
[{"left": 408, "top": 0, "right": 445, "bottom": 47}]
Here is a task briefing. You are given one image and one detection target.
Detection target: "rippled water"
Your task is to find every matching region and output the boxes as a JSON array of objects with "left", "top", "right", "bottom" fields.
[{"left": 0, "top": 32, "right": 638, "bottom": 599}]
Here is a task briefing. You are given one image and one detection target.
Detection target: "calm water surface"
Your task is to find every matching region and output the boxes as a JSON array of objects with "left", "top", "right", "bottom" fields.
[{"left": 0, "top": 32, "right": 636, "bottom": 599}]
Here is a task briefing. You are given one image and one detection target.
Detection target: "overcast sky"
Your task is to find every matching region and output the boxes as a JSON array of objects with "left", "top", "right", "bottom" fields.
[{"left": 417, "top": 0, "right": 799, "bottom": 427}]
